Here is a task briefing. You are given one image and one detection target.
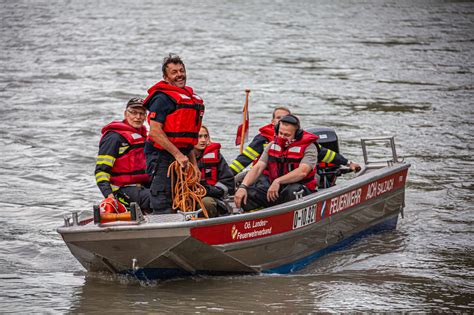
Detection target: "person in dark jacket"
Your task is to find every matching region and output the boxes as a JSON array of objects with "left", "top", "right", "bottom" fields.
[
  {"left": 143, "top": 54, "right": 205, "bottom": 214},
  {"left": 193, "top": 125, "right": 235, "bottom": 217},
  {"left": 229, "top": 106, "right": 291, "bottom": 175},
  {"left": 95, "top": 98, "right": 151, "bottom": 212}
]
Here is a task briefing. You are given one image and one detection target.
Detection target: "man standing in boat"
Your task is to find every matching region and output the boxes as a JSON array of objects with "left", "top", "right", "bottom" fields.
[
  {"left": 193, "top": 125, "right": 235, "bottom": 217},
  {"left": 143, "top": 54, "right": 205, "bottom": 214},
  {"left": 95, "top": 97, "right": 151, "bottom": 212},
  {"left": 234, "top": 114, "right": 360, "bottom": 211},
  {"left": 229, "top": 106, "right": 291, "bottom": 175}
]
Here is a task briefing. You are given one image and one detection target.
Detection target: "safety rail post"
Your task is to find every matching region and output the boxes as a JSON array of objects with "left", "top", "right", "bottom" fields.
[
  {"left": 71, "top": 211, "right": 79, "bottom": 226},
  {"left": 293, "top": 189, "right": 305, "bottom": 200},
  {"left": 390, "top": 136, "right": 399, "bottom": 162}
]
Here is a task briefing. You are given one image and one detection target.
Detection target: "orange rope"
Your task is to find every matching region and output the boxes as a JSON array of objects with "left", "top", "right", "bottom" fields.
[{"left": 168, "top": 161, "right": 209, "bottom": 218}]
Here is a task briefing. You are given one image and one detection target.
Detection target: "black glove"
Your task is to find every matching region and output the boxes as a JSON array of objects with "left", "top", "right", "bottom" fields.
[
  {"left": 202, "top": 184, "right": 225, "bottom": 198},
  {"left": 114, "top": 190, "right": 131, "bottom": 209}
]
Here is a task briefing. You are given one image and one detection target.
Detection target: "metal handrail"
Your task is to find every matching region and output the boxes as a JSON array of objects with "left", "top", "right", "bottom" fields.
[{"left": 361, "top": 136, "right": 403, "bottom": 166}]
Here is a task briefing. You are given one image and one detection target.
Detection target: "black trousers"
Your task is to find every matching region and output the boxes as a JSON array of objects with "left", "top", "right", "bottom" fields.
[
  {"left": 146, "top": 151, "right": 175, "bottom": 214},
  {"left": 242, "top": 175, "right": 312, "bottom": 212},
  {"left": 116, "top": 186, "right": 151, "bottom": 213}
]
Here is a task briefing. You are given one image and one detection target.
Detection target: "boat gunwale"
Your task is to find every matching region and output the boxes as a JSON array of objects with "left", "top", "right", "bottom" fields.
[
  {"left": 217, "top": 185, "right": 406, "bottom": 252},
  {"left": 57, "top": 162, "right": 410, "bottom": 235}
]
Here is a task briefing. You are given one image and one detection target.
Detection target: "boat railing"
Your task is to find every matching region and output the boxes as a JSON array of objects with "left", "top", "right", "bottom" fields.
[{"left": 360, "top": 136, "right": 404, "bottom": 174}]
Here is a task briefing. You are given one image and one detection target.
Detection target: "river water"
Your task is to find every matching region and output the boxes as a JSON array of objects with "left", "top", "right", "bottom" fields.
[{"left": 1, "top": 0, "right": 473, "bottom": 313}]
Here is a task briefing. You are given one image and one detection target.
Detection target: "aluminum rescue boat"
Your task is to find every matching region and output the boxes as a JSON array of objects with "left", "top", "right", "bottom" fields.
[{"left": 58, "top": 134, "right": 410, "bottom": 279}]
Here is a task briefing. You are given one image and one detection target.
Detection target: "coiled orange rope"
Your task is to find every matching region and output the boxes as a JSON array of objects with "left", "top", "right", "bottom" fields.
[{"left": 168, "top": 161, "right": 209, "bottom": 218}]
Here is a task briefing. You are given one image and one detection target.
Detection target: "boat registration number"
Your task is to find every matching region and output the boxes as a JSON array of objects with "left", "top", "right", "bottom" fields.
[{"left": 292, "top": 205, "right": 316, "bottom": 229}]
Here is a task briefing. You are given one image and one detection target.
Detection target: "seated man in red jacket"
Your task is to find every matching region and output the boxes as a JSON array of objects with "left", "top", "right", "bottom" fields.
[
  {"left": 94, "top": 98, "right": 151, "bottom": 212},
  {"left": 193, "top": 125, "right": 235, "bottom": 217},
  {"left": 234, "top": 115, "right": 360, "bottom": 211}
]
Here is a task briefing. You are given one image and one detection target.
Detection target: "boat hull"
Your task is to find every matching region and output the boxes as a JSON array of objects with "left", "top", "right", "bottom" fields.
[{"left": 58, "top": 164, "right": 409, "bottom": 279}]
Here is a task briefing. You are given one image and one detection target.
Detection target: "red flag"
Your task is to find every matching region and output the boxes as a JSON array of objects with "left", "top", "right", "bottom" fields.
[
  {"left": 235, "top": 90, "right": 250, "bottom": 147},
  {"left": 235, "top": 109, "right": 249, "bottom": 146}
]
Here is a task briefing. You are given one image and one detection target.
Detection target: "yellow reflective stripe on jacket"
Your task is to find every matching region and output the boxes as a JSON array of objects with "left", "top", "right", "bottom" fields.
[
  {"left": 243, "top": 146, "right": 260, "bottom": 160},
  {"left": 229, "top": 164, "right": 240, "bottom": 173},
  {"left": 118, "top": 146, "right": 129, "bottom": 155},
  {"left": 110, "top": 184, "right": 120, "bottom": 192},
  {"left": 96, "top": 155, "right": 115, "bottom": 167},
  {"left": 322, "top": 149, "right": 336, "bottom": 163},
  {"left": 111, "top": 183, "right": 142, "bottom": 192},
  {"left": 230, "top": 160, "right": 245, "bottom": 173},
  {"left": 95, "top": 171, "right": 111, "bottom": 183}
]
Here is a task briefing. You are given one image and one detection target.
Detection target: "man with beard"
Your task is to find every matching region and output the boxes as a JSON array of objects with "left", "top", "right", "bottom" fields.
[{"left": 143, "top": 54, "right": 205, "bottom": 214}]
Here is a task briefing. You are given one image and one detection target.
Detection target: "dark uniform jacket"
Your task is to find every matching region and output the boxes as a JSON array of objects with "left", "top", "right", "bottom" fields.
[
  {"left": 229, "top": 124, "right": 273, "bottom": 175},
  {"left": 197, "top": 148, "right": 235, "bottom": 199}
]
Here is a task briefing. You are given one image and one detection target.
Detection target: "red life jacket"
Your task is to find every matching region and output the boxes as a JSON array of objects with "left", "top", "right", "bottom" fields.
[
  {"left": 266, "top": 131, "right": 319, "bottom": 191},
  {"left": 198, "top": 142, "right": 221, "bottom": 186},
  {"left": 101, "top": 121, "right": 150, "bottom": 187},
  {"left": 249, "top": 123, "right": 275, "bottom": 166},
  {"left": 258, "top": 123, "right": 275, "bottom": 142},
  {"left": 144, "top": 81, "right": 205, "bottom": 149}
]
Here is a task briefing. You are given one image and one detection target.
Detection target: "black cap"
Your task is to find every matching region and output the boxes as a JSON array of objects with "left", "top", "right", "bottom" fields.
[
  {"left": 126, "top": 97, "right": 145, "bottom": 109},
  {"left": 280, "top": 114, "right": 300, "bottom": 128}
]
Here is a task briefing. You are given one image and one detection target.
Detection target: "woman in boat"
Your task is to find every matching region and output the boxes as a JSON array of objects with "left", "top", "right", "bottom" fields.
[{"left": 193, "top": 125, "right": 235, "bottom": 217}]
